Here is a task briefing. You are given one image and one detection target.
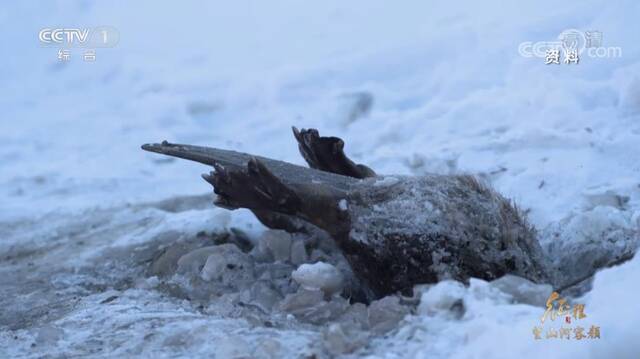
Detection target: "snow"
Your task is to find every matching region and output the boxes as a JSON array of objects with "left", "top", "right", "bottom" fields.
[
  {"left": 1, "top": 0, "right": 639, "bottom": 358},
  {"left": 368, "top": 254, "right": 640, "bottom": 359}
]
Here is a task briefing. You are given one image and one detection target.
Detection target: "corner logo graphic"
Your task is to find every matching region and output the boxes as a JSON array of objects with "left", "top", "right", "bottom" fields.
[
  {"left": 39, "top": 28, "right": 89, "bottom": 44},
  {"left": 519, "top": 29, "right": 621, "bottom": 64},
  {"left": 532, "top": 291, "right": 600, "bottom": 341},
  {"left": 38, "top": 26, "right": 119, "bottom": 48}
]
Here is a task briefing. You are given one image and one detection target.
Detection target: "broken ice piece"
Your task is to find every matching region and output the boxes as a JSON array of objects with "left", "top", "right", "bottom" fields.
[
  {"left": 200, "top": 244, "right": 255, "bottom": 289},
  {"left": 280, "top": 288, "right": 325, "bottom": 314},
  {"left": 323, "top": 322, "right": 369, "bottom": 355},
  {"left": 262, "top": 230, "right": 292, "bottom": 262},
  {"left": 290, "top": 239, "right": 308, "bottom": 265},
  {"left": 280, "top": 288, "right": 349, "bottom": 324},
  {"left": 242, "top": 280, "right": 284, "bottom": 313},
  {"left": 176, "top": 246, "right": 220, "bottom": 275},
  {"left": 368, "top": 296, "right": 410, "bottom": 334},
  {"left": 417, "top": 280, "right": 466, "bottom": 317},
  {"left": 490, "top": 274, "right": 553, "bottom": 307},
  {"left": 257, "top": 262, "right": 297, "bottom": 295},
  {"left": 292, "top": 262, "right": 344, "bottom": 296},
  {"left": 338, "top": 302, "right": 369, "bottom": 330}
]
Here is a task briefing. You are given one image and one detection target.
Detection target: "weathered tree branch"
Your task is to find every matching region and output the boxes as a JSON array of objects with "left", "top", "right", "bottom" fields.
[{"left": 142, "top": 128, "right": 555, "bottom": 299}]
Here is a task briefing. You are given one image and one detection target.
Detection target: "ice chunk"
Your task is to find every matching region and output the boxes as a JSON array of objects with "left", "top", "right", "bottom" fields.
[
  {"left": 490, "top": 274, "right": 553, "bottom": 307},
  {"left": 338, "top": 302, "right": 369, "bottom": 330},
  {"left": 280, "top": 288, "right": 324, "bottom": 312},
  {"left": 323, "top": 323, "right": 369, "bottom": 355},
  {"left": 280, "top": 288, "right": 349, "bottom": 324},
  {"left": 584, "top": 190, "right": 630, "bottom": 210},
  {"left": 135, "top": 275, "right": 159, "bottom": 289},
  {"left": 290, "top": 239, "right": 308, "bottom": 265},
  {"left": 250, "top": 236, "right": 274, "bottom": 263},
  {"left": 148, "top": 238, "right": 192, "bottom": 277},
  {"left": 176, "top": 246, "right": 220, "bottom": 275},
  {"left": 368, "top": 296, "right": 410, "bottom": 334},
  {"left": 540, "top": 206, "right": 640, "bottom": 288},
  {"left": 305, "top": 299, "right": 349, "bottom": 325},
  {"left": 338, "top": 199, "right": 348, "bottom": 211},
  {"left": 418, "top": 280, "right": 466, "bottom": 317},
  {"left": 292, "top": 262, "right": 344, "bottom": 296},
  {"left": 200, "top": 244, "right": 255, "bottom": 289},
  {"left": 261, "top": 230, "right": 292, "bottom": 262},
  {"left": 257, "top": 262, "right": 297, "bottom": 295},
  {"left": 244, "top": 280, "right": 283, "bottom": 313}
]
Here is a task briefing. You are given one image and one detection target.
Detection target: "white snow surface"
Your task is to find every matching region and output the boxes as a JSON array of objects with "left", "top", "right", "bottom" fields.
[{"left": 1, "top": 1, "right": 640, "bottom": 358}]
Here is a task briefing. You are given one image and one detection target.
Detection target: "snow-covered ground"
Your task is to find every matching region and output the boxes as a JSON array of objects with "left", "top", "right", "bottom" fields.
[{"left": 1, "top": 1, "right": 639, "bottom": 358}]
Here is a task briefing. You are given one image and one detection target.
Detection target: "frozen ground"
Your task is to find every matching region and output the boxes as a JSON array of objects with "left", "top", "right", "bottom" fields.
[{"left": 1, "top": 1, "right": 639, "bottom": 358}]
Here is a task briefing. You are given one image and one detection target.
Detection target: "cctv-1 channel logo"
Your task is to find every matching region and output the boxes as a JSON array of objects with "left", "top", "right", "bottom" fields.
[{"left": 39, "top": 26, "right": 119, "bottom": 48}]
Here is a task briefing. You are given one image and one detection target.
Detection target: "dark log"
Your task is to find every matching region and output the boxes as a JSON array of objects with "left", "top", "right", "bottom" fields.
[{"left": 142, "top": 128, "right": 555, "bottom": 299}]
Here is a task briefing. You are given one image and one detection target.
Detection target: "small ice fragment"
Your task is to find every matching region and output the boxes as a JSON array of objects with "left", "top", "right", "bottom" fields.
[
  {"left": 323, "top": 323, "right": 369, "bottom": 355},
  {"left": 176, "top": 246, "right": 219, "bottom": 275},
  {"left": 250, "top": 237, "right": 274, "bottom": 263},
  {"left": 338, "top": 302, "right": 369, "bottom": 330},
  {"left": 246, "top": 280, "right": 283, "bottom": 312},
  {"left": 338, "top": 199, "right": 348, "bottom": 211},
  {"left": 417, "top": 280, "right": 466, "bottom": 316},
  {"left": 200, "top": 244, "right": 255, "bottom": 288},
  {"left": 280, "top": 288, "right": 325, "bottom": 313},
  {"left": 281, "top": 289, "right": 349, "bottom": 324},
  {"left": 262, "top": 230, "right": 292, "bottom": 262},
  {"left": 135, "top": 276, "right": 160, "bottom": 289},
  {"left": 368, "top": 296, "right": 409, "bottom": 334},
  {"left": 292, "top": 262, "right": 344, "bottom": 296},
  {"left": 257, "top": 262, "right": 296, "bottom": 295},
  {"left": 490, "top": 274, "right": 553, "bottom": 307},
  {"left": 290, "top": 240, "right": 308, "bottom": 265}
]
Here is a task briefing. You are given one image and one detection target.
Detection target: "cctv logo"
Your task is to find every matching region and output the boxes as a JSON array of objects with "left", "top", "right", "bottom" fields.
[
  {"left": 39, "top": 28, "right": 90, "bottom": 45},
  {"left": 39, "top": 26, "right": 119, "bottom": 48}
]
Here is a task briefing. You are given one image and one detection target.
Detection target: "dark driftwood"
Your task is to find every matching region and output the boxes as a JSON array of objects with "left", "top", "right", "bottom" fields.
[{"left": 142, "top": 127, "right": 554, "bottom": 300}]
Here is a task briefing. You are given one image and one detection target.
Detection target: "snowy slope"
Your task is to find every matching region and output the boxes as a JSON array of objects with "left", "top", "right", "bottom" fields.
[{"left": 1, "top": 1, "right": 639, "bottom": 358}]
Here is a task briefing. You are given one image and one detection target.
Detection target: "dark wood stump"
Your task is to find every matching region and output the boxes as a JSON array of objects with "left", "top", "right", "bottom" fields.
[{"left": 142, "top": 127, "right": 554, "bottom": 300}]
